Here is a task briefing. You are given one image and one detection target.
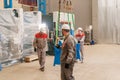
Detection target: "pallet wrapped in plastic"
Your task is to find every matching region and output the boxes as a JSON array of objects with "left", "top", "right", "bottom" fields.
[
  {"left": 0, "top": 8, "right": 23, "bottom": 63},
  {"left": 23, "top": 11, "right": 42, "bottom": 56}
]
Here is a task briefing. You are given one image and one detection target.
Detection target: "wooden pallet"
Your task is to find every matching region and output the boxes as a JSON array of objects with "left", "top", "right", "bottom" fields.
[
  {"left": 84, "top": 42, "right": 90, "bottom": 45},
  {"left": 24, "top": 55, "right": 38, "bottom": 63}
]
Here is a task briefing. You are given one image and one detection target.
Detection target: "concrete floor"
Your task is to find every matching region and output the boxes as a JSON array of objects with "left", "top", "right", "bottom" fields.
[{"left": 0, "top": 44, "right": 120, "bottom": 80}]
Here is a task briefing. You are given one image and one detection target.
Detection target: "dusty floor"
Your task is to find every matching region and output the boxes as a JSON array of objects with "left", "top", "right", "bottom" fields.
[{"left": 0, "top": 44, "right": 120, "bottom": 80}]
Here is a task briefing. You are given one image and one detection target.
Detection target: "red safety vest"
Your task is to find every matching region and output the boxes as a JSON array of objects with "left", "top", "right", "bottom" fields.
[
  {"left": 75, "top": 33, "right": 85, "bottom": 38},
  {"left": 35, "top": 32, "right": 48, "bottom": 39}
]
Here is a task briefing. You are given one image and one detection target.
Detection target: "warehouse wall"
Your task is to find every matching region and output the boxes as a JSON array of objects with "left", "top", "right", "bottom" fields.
[
  {"left": 46, "top": 0, "right": 92, "bottom": 29},
  {"left": 0, "top": 0, "right": 36, "bottom": 11},
  {"left": 0, "top": 0, "right": 4, "bottom": 9},
  {"left": 0, "top": 0, "right": 92, "bottom": 30},
  {"left": 13, "top": 0, "right": 22, "bottom": 8},
  {"left": 0, "top": 0, "right": 22, "bottom": 9},
  {"left": 92, "top": 0, "right": 98, "bottom": 42}
]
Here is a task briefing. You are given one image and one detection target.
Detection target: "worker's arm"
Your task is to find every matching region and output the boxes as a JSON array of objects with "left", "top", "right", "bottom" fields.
[
  {"left": 75, "top": 34, "right": 80, "bottom": 42},
  {"left": 80, "top": 35, "right": 85, "bottom": 42},
  {"left": 66, "top": 38, "right": 75, "bottom": 64},
  {"left": 33, "top": 37, "right": 37, "bottom": 48},
  {"left": 33, "top": 37, "right": 37, "bottom": 52}
]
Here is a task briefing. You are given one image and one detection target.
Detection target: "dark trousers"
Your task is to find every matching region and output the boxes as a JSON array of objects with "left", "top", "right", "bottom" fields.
[
  {"left": 61, "top": 63, "right": 75, "bottom": 80},
  {"left": 37, "top": 49, "right": 46, "bottom": 68}
]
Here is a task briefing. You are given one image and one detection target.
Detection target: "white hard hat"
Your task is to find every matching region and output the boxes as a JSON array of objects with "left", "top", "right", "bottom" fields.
[
  {"left": 78, "top": 27, "right": 83, "bottom": 31},
  {"left": 40, "top": 28, "right": 46, "bottom": 33},
  {"left": 61, "top": 24, "right": 70, "bottom": 30},
  {"left": 39, "top": 23, "right": 47, "bottom": 33}
]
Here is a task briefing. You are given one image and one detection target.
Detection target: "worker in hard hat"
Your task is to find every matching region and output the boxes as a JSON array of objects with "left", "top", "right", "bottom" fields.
[
  {"left": 60, "top": 24, "right": 76, "bottom": 80},
  {"left": 75, "top": 27, "right": 85, "bottom": 63},
  {"left": 33, "top": 27, "right": 48, "bottom": 71}
]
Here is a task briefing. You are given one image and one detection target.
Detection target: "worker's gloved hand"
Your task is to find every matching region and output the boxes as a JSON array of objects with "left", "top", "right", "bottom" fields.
[
  {"left": 56, "top": 44, "right": 61, "bottom": 49},
  {"left": 65, "top": 63, "right": 69, "bottom": 69},
  {"left": 78, "top": 41, "right": 80, "bottom": 43},
  {"left": 34, "top": 47, "right": 37, "bottom": 52}
]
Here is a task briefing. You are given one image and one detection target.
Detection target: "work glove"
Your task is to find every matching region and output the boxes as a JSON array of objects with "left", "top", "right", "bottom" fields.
[
  {"left": 78, "top": 41, "right": 80, "bottom": 43},
  {"left": 65, "top": 63, "right": 69, "bottom": 69},
  {"left": 56, "top": 44, "right": 61, "bottom": 49},
  {"left": 34, "top": 47, "right": 37, "bottom": 52}
]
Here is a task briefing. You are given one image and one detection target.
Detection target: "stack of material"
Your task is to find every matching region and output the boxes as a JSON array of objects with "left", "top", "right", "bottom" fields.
[
  {"left": 0, "top": 8, "right": 23, "bottom": 63},
  {"left": 84, "top": 30, "right": 91, "bottom": 45},
  {"left": 23, "top": 11, "right": 42, "bottom": 56}
]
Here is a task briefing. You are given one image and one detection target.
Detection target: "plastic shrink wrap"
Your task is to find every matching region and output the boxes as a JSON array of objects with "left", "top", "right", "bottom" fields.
[
  {"left": 23, "top": 11, "right": 42, "bottom": 56},
  {"left": 0, "top": 8, "right": 23, "bottom": 63}
]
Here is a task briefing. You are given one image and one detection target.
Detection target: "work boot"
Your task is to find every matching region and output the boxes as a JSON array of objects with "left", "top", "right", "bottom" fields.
[
  {"left": 71, "top": 76, "right": 75, "bottom": 80},
  {"left": 40, "top": 67, "right": 45, "bottom": 72},
  {"left": 81, "top": 57, "right": 84, "bottom": 63},
  {"left": 74, "top": 59, "right": 78, "bottom": 63}
]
